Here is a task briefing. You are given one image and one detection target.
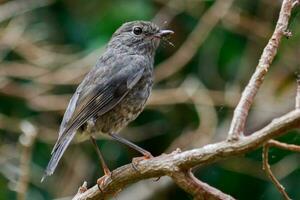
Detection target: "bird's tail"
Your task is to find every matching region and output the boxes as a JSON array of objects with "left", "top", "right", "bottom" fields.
[{"left": 41, "top": 131, "right": 76, "bottom": 182}]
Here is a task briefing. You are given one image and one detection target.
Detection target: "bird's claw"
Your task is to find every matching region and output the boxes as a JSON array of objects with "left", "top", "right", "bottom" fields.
[
  {"left": 131, "top": 153, "right": 153, "bottom": 172},
  {"left": 97, "top": 173, "right": 111, "bottom": 192}
]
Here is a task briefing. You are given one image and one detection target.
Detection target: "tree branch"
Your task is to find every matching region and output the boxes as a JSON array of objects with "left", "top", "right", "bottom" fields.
[
  {"left": 17, "top": 121, "right": 37, "bottom": 200},
  {"left": 262, "top": 144, "right": 291, "bottom": 200},
  {"left": 171, "top": 170, "right": 235, "bottom": 200},
  {"left": 261, "top": 68, "right": 300, "bottom": 200},
  {"left": 72, "top": 110, "right": 300, "bottom": 200},
  {"left": 0, "top": 0, "right": 54, "bottom": 24},
  {"left": 262, "top": 138, "right": 300, "bottom": 200},
  {"left": 268, "top": 139, "right": 300, "bottom": 152},
  {"left": 227, "top": 0, "right": 294, "bottom": 140}
]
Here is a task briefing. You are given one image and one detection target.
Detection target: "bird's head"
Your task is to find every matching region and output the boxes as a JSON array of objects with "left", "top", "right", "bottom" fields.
[{"left": 108, "top": 21, "right": 174, "bottom": 56}]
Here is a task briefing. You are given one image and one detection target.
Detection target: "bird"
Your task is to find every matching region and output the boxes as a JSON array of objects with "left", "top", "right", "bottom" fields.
[{"left": 42, "top": 21, "right": 174, "bottom": 183}]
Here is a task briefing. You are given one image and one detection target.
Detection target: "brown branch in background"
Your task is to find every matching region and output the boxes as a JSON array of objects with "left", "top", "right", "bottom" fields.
[
  {"left": 0, "top": 16, "right": 27, "bottom": 61},
  {"left": 262, "top": 138, "right": 300, "bottom": 200},
  {"left": 17, "top": 121, "right": 37, "bottom": 200},
  {"left": 219, "top": 155, "right": 298, "bottom": 182},
  {"left": 262, "top": 144, "right": 291, "bottom": 200},
  {"left": 293, "top": 0, "right": 300, "bottom": 8},
  {"left": 171, "top": 170, "right": 235, "bottom": 200},
  {"left": 73, "top": 110, "right": 300, "bottom": 200},
  {"left": 33, "top": 47, "right": 104, "bottom": 84},
  {"left": 0, "top": 82, "right": 239, "bottom": 112},
  {"left": 0, "top": 0, "right": 54, "bottom": 23},
  {"left": 152, "top": 0, "right": 185, "bottom": 27},
  {"left": 227, "top": 0, "right": 294, "bottom": 140},
  {"left": 268, "top": 139, "right": 300, "bottom": 152},
  {"left": 222, "top": 9, "right": 272, "bottom": 40},
  {"left": 150, "top": 87, "right": 238, "bottom": 108},
  {"left": 15, "top": 37, "right": 79, "bottom": 67},
  {"left": 164, "top": 77, "right": 219, "bottom": 151},
  {"left": 154, "top": 0, "right": 234, "bottom": 82}
]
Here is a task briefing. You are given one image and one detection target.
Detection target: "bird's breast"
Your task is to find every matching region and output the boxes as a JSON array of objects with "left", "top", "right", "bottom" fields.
[{"left": 94, "top": 69, "right": 153, "bottom": 134}]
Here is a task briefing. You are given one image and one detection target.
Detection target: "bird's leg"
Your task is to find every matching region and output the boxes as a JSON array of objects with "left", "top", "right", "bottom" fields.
[
  {"left": 109, "top": 133, "right": 152, "bottom": 158},
  {"left": 89, "top": 136, "right": 111, "bottom": 188},
  {"left": 109, "top": 133, "right": 153, "bottom": 171}
]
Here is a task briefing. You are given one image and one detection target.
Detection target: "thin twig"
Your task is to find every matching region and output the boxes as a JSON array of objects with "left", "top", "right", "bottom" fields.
[
  {"left": 72, "top": 110, "right": 300, "bottom": 200},
  {"left": 152, "top": 0, "right": 184, "bottom": 27},
  {"left": 73, "top": 181, "right": 88, "bottom": 199},
  {"left": 0, "top": 0, "right": 54, "bottom": 23},
  {"left": 268, "top": 139, "right": 300, "bottom": 152},
  {"left": 165, "top": 77, "right": 218, "bottom": 151},
  {"left": 292, "top": 0, "right": 300, "bottom": 8},
  {"left": 228, "top": 0, "right": 294, "bottom": 140},
  {"left": 17, "top": 121, "right": 37, "bottom": 200},
  {"left": 171, "top": 170, "right": 235, "bottom": 200},
  {"left": 0, "top": 16, "right": 27, "bottom": 61},
  {"left": 222, "top": 9, "right": 272, "bottom": 39},
  {"left": 262, "top": 140, "right": 296, "bottom": 200}
]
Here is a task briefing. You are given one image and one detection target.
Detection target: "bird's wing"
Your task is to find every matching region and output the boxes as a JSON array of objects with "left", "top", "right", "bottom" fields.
[
  {"left": 42, "top": 60, "right": 145, "bottom": 179},
  {"left": 60, "top": 65, "right": 145, "bottom": 141}
]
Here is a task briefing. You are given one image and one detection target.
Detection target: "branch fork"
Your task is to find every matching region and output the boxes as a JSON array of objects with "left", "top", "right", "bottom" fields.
[{"left": 72, "top": 0, "right": 299, "bottom": 199}]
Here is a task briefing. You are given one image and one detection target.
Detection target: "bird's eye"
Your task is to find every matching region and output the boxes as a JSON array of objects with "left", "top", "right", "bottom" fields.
[{"left": 133, "top": 27, "right": 143, "bottom": 35}]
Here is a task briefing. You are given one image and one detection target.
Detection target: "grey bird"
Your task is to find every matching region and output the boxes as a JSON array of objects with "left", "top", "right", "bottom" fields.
[{"left": 42, "top": 21, "right": 173, "bottom": 182}]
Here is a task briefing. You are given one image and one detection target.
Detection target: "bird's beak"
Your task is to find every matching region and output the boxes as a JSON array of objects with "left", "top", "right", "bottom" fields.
[{"left": 154, "top": 30, "right": 174, "bottom": 38}]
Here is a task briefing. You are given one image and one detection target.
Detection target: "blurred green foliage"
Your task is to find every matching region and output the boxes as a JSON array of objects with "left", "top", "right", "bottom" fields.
[{"left": 0, "top": 0, "right": 300, "bottom": 200}]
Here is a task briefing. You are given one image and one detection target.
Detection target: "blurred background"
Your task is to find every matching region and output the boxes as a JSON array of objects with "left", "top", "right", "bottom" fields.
[{"left": 0, "top": 0, "right": 300, "bottom": 199}]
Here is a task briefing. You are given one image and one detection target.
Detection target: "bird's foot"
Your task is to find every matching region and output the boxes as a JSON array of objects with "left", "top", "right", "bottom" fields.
[
  {"left": 154, "top": 176, "right": 161, "bottom": 182},
  {"left": 97, "top": 171, "right": 111, "bottom": 192},
  {"left": 131, "top": 152, "right": 153, "bottom": 171}
]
